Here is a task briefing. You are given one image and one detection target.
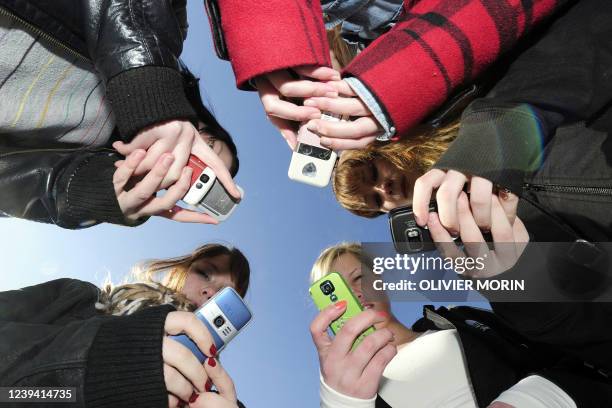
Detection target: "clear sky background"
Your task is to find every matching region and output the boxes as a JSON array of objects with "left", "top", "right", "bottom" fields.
[{"left": 1, "top": 3, "right": 484, "bottom": 407}]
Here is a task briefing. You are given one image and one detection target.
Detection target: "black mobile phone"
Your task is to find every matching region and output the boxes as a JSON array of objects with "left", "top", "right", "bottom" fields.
[{"left": 388, "top": 204, "right": 437, "bottom": 254}]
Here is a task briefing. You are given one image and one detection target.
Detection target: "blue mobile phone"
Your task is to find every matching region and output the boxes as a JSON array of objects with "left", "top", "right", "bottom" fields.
[{"left": 170, "top": 287, "right": 253, "bottom": 363}]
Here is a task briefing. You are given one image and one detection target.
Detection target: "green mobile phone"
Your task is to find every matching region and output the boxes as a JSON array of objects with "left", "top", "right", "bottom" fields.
[{"left": 309, "top": 272, "right": 375, "bottom": 348}]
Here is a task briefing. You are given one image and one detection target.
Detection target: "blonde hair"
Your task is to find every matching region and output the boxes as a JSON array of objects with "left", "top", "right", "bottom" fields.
[
  {"left": 333, "top": 122, "right": 460, "bottom": 218},
  {"left": 96, "top": 243, "right": 250, "bottom": 316},
  {"left": 310, "top": 242, "right": 362, "bottom": 284}
]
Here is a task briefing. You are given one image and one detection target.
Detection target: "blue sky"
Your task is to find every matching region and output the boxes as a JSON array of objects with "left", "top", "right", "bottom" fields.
[{"left": 1, "top": 4, "right": 484, "bottom": 407}]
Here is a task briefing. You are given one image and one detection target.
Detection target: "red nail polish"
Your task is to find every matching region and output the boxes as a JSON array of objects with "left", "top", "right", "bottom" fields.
[
  {"left": 189, "top": 392, "right": 199, "bottom": 403},
  {"left": 377, "top": 311, "right": 389, "bottom": 318},
  {"left": 205, "top": 379, "right": 213, "bottom": 392},
  {"left": 208, "top": 357, "right": 217, "bottom": 367},
  {"left": 209, "top": 344, "right": 217, "bottom": 357},
  {"left": 334, "top": 300, "right": 347, "bottom": 309}
]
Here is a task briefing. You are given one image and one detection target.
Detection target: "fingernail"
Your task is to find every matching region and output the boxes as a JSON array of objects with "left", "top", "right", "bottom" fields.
[
  {"left": 303, "top": 99, "right": 317, "bottom": 107},
  {"left": 209, "top": 344, "right": 217, "bottom": 357},
  {"left": 334, "top": 300, "right": 347, "bottom": 309},
  {"left": 133, "top": 149, "right": 145, "bottom": 159},
  {"left": 163, "top": 155, "right": 175, "bottom": 166},
  {"left": 205, "top": 379, "right": 213, "bottom": 392},
  {"left": 189, "top": 392, "right": 199, "bottom": 403},
  {"left": 377, "top": 311, "right": 389, "bottom": 318},
  {"left": 306, "top": 121, "right": 318, "bottom": 132},
  {"left": 320, "top": 137, "right": 331, "bottom": 148},
  {"left": 208, "top": 357, "right": 217, "bottom": 367}
]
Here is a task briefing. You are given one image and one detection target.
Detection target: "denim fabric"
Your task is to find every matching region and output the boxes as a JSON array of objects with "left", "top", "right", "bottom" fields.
[{"left": 322, "top": 0, "right": 403, "bottom": 47}]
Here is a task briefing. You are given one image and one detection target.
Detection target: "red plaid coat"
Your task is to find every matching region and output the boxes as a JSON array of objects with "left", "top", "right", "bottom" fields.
[{"left": 208, "top": 0, "right": 568, "bottom": 137}]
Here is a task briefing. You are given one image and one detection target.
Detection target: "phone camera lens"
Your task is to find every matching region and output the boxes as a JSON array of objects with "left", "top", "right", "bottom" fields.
[
  {"left": 330, "top": 294, "right": 338, "bottom": 302},
  {"left": 213, "top": 316, "right": 225, "bottom": 328},
  {"left": 196, "top": 183, "right": 203, "bottom": 189},
  {"left": 405, "top": 228, "right": 424, "bottom": 252},
  {"left": 320, "top": 280, "right": 335, "bottom": 295},
  {"left": 200, "top": 174, "right": 210, "bottom": 183}
]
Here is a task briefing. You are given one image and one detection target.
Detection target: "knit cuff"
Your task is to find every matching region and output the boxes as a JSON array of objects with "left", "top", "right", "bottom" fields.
[
  {"left": 106, "top": 66, "right": 197, "bottom": 141},
  {"left": 58, "top": 152, "right": 145, "bottom": 228},
  {"left": 434, "top": 103, "right": 548, "bottom": 195},
  {"left": 84, "top": 305, "right": 175, "bottom": 408}
]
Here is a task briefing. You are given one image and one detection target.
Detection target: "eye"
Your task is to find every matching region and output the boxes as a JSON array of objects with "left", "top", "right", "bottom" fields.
[{"left": 195, "top": 268, "right": 212, "bottom": 282}]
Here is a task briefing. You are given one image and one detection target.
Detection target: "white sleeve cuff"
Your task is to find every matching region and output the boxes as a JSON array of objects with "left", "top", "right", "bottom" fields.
[
  {"left": 494, "top": 375, "right": 577, "bottom": 408},
  {"left": 320, "top": 374, "right": 377, "bottom": 408}
]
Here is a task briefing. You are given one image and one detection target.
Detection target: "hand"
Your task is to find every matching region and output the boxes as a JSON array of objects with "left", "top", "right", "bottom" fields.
[
  {"left": 304, "top": 80, "right": 383, "bottom": 150},
  {"left": 428, "top": 192, "right": 529, "bottom": 278},
  {"left": 188, "top": 357, "right": 238, "bottom": 408},
  {"left": 163, "top": 311, "right": 217, "bottom": 407},
  {"left": 310, "top": 301, "right": 396, "bottom": 399},
  {"left": 113, "top": 120, "right": 197, "bottom": 189},
  {"left": 254, "top": 66, "right": 341, "bottom": 149},
  {"left": 114, "top": 150, "right": 219, "bottom": 225},
  {"left": 413, "top": 169, "right": 504, "bottom": 233}
]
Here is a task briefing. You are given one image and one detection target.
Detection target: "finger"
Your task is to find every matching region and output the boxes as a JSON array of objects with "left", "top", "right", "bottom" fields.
[
  {"left": 258, "top": 77, "right": 320, "bottom": 121},
  {"left": 412, "top": 169, "right": 446, "bottom": 226},
  {"left": 307, "top": 117, "right": 380, "bottom": 140},
  {"left": 203, "top": 357, "right": 237, "bottom": 403},
  {"left": 168, "top": 394, "right": 180, "bottom": 408},
  {"left": 122, "top": 154, "right": 174, "bottom": 213},
  {"left": 513, "top": 217, "right": 530, "bottom": 243},
  {"left": 134, "top": 138, "right": 177, "bottom": 175},
  {"left": 136, "top": 167, "right": 192, "bottom": 216},
  {"left": 436, "top": 170, "right": 468, "bottom": 234},
  {"left": 164, "top": 363, "right": 196, "bottom": 403},
  {"left": 330, "top": 310, "right": 386, "bottom": 358},
  {"left": 310, "top": 301, "right": 347, "bottom": 354},
  {"left": 469, "top": 177, "right": 493, "bottom": 231},
  {"left": 457, "top": 192, "right": 489, "bottom": 265},
  {"left": 165, "top": 312, "right": 216, "bottom": 359},
  {"left": 428, "top": 212, "right": 465, "bottom": 259},
  {"left": 498, "top": 189, "right": 519, "bottom": 226},
  {"left": 113, "top": 149, "right": 146, "bottom": 193},
  {"left": 158, "top": 206, "right": 220, "bottom": 225},
  {"left": 294, "top": 65, "right": 341, "bottom": 81},
  {"left": 360, "top": 343, "right": 397, "bottom": 386},
  {"left": 114, "top": 159, "right": 125, "bottom": 168},
  {"left": 304, "top": 96, "right": 370, "bottom": 117},
  {"left": 349, "top": 328, "right": 394, "bottom": 375},
  {"left": 112, "top": 140, "right": 137, "bottom": 156},
  {"left": 162, "top": 130, "right": 195, "bottom": 189},
  {"left": 320, "top": 135, "right": 377, "bottom": 150},
  {"left": 268, "top": 116, "right": 298, "bottom": 150},
  {"left": 163, "top": 337, "right": 208, "bottom": 393},
  {"left": 325, "top": 80, "right": 357, "bottom": 96},
  {"left": 190, "top": 143, "right": 241, "bottom": 200},
  {"left": 490, "top": 195, "right": 519, "bottom": 270},
  {"left": 268, "top": 69, "right": 337, "bottom": 98}
]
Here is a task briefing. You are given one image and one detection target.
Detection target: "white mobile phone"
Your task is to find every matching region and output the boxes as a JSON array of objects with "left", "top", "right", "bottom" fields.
[
  {"left": 287, "top": 113, "right": 341, "bottom": 188},
  {"left": 182, "top": 155, "right": 243, "bottom": 222}
]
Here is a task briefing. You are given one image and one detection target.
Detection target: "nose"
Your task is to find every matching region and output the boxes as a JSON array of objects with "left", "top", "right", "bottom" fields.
[
  {"left": 201, "top": 286, "right": 220, "bottom": 301},
  {"left": 374, "top": 179, "right": 393, "bottom": 197}
]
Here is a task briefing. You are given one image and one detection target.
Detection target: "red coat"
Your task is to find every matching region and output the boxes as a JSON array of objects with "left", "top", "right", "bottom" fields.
[{"left": 207, "top": 0, "right": 567, "bottom": 138}]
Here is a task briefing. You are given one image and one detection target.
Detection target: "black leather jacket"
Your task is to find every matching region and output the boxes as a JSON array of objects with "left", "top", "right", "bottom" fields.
[
  {"left": 0, "top": 0, "right": 197, "bottom": 229},
  {"left": 0, "top": 279, "right": 174, "bottom": 408}
]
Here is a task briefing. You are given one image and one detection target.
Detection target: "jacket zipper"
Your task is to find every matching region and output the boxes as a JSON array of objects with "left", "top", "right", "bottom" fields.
[
  {"left": 524, "top": 183, "right": 612, "bottom": 196},
  {"left": 0, "top": 6, "right": 89, "bottom": 62}
]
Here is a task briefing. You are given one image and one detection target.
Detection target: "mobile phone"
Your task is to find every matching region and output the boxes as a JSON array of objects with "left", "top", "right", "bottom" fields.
[
  {"left": 388, "top": 203, "right": 437, "bottom": 254},
  {"left": 170, "top": 287, "right": 253, "bottom": 363},
  {"left": 287, "top": 113, "right": 341, "bottom": 188},
  {"left": 309, "top": 272, "right": 375, "bottom": 349},
  {"left": 182, "top": 155, "right": 243, "bottom": 222}
]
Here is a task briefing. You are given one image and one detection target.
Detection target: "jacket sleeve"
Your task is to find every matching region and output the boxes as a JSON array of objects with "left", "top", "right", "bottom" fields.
[
  {"left": 0, "top": 279, "right": 174, "bottom": 408},
  {"left": 205, "top": 0, "right": 331, "bottom": 90},
  {"left": 433, "top": 0, "right": 612, "bottom": 194},
  {"left": 0, "top": 143, "right": 141, "bottom": 229},
  {"left": 82, "top": 0, "right": 196, "bottom": 139},
  {"left": 342, "top": 0, "right": 570, "bottom": 139}
]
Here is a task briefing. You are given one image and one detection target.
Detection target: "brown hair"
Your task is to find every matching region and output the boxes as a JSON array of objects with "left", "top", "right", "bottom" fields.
[
  {"left": 333, "top": 122, "right": 459, "bottom": 218},
  {"left": 96, "top": 243, "right": 250, "bottom": 316}
]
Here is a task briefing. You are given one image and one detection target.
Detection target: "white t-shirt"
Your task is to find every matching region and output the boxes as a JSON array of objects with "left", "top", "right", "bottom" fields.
[{"left": 320, "top": 330, "right": 576, "bottom": 408}]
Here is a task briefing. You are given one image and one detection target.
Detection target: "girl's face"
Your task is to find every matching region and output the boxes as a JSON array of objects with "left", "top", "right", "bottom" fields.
[
  {"left": 182, "top": 254, "right": 236, "bottom": 308},
  {"left": 331, "top": 253, "right": 392, "bottom": 327},
  {"left": 355, "top": 157, "right": 413, "bottom": 213},
  {"left": 197, "top": 123, "right": 233, "bottom": 171}
]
